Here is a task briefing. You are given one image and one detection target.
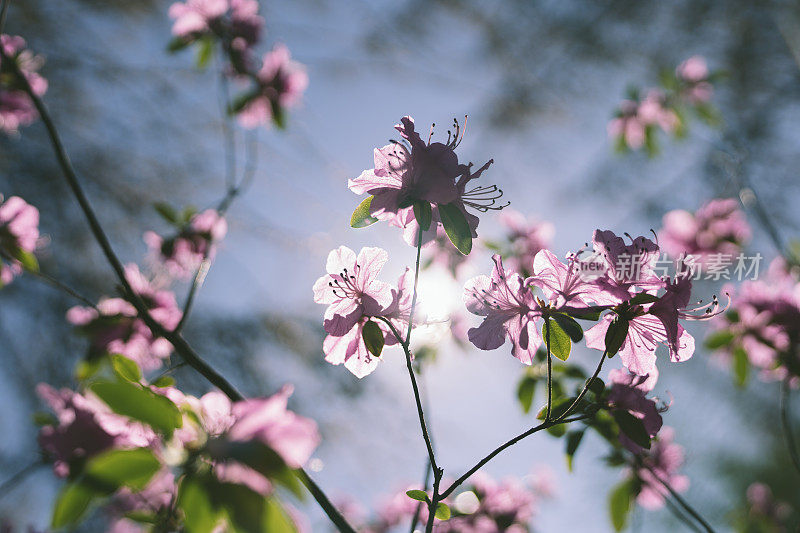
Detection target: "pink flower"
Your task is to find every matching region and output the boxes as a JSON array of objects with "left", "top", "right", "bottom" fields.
[
  {"left": 584, "top": 262, "right": 719, "bottom": 377},
  {"left": 168, "top": 0, "right": 228, "bottom": 38},
  {"left": 36, "top": 384, "right": 156, "bottom": 477},
  {"left": 607, "top": 368, "right": 663, "bottom": 452},
  {"left": 108, "top": 470, "right": 175, "bottom": 532},
  {"left": 608, "top": 100, "right": 646, "bottom": 150},
  {"left": 530, "top": 249, "right": 615, "bottom": 308},
  {"left": 237, "top": 44, "right": 308, "bottom": 129},
  {"left": 349, "top": 117, "right": 459, "bottom": 218},
  {"left": 349, "top": 116, "right": 501, "bottom": 248},
  {"left": 591, "top": 229, "right": 663, "bottom": 301},
  {"left": 313, "top": 246, "right": 394, "bottom": 336},
  {"left": 676, "top": 56, "right": 713, "bottom": 103},
  {"left": 0, "top": 35, "right": 47, "bottom": 134},
  {"left": 145, "top": 209, "right": 227, "bottom": 280},
  {"left": 659, "top": 198, "right": 751, "bottom": 263},
  {"left": 464, "top": 254, "right": 543, "bottom": 364},
  {"left": 67, "top": 265, "right": 182, "bottom": 371},
  {"left": 637, "top": 90, "right": 679, "bottom": 134},
  {"left": 585, "top": 268, "right": 706, "bottom": 376},
  {"left": 227, "top": 385, "right": 320, "bottom": 469},
  {"left": 633, "top": 427, "right": 689, "bottom": 510},
  {"left": 202, "top": 386, "right": 319, "bottom": 494},
  {"left": 0, "top": 195, "right": 39, "bottom": 285},
  {"left": 498, "top": 209, "right": 554, "bottom": 277},
  {"left": 314, "top": 246, "right": 403, "bottom": 378}
]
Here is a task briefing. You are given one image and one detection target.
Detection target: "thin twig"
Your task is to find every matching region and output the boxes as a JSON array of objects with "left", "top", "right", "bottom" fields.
[
  {"left": 22, "top": 265, "right": 97, "bottom": 309},
  {"left": 780, "top": 378, "right": 800, "bottom": 475},
  {"left": 663, "top": 495, "right": 704, "bottom": 533},
  {"left": 0, "top": 461, "right": 42, "bottom": 500},
  {"left": 438, "top": 351, "right": 607, "bottom": 500},
  {"left": 437, "top": 412, "right": 594, "bottom": 501},
  {"left": 646, "top": 465, "right": 716, "bottom": 533},
  {"left": 409, "top": 370, "right": 435, "bottom": 533}
]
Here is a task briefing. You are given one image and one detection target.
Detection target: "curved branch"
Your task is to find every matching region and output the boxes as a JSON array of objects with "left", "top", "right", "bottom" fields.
[{"left": 0, "top": 24, "right": 355, "bottom": 533}]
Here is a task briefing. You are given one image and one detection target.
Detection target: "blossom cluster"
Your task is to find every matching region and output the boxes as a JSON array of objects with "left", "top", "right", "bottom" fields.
[
  {"left": 168, "top": 0, "right": 307, "bottom": 129},
  {"left": 144, "top": 207, "right": 228, "bottom": 280},
  {"left": 709, "top": 257, "right": 800, "bottom": 385},
  {"left": 36, "top": 380, "right": 318, "bottom": 532},
  {"left": 463, "top": 229, "right": 723, "bottom": 377},
  {"left": 0, "top": 34, "right": 47, "bottom": 135},
  {"left": 609, "top": 56, "right": 719, "bottom": 154},
  {"left": 26, "top": 199, "right": 323, "bottom": 529},
  {"left": 659, "top": 198, "right": 751, "bottom": 263}
]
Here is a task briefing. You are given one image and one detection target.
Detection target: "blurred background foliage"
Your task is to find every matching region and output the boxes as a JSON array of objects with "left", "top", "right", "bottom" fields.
[{"left": 1, "top": 0, "right": 800, "bottom": 531}]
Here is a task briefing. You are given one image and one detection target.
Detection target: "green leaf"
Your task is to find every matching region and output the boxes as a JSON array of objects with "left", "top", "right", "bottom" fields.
[
  {"left": 151, "top": 375, "right": 176, "bottom": 388},
  {"left": 33, "top": 411, "right": 57, "bottom": 426},
  {"left": 586, "top": 377, "right": 606, "bottom": 396},
  {"left": 196, "top": 36, "right": 214, "bottom": 70},
  {"left": 90, "top": 380, "right": 182, "bottom": 438},
  {"left": 552, "top": 313, "right": 584, "bottom": 342},
  {"left": 167, "top": 36, "right": 193, "bottom": 53},
  {"left": 733, "top": 346, "right": 749, "bottom": 387},
  {"left": 362, "top": 320, "right": 385, "bottom": 358},
  {"left": 75, "top": 357, "right": 103, "bottom": 381},
  {"left": 435, "top": 502, "right": 451, "bottom": 520},
  {"left": 228, "top": 89, "right": 260, "bottom": 115},
  {"left": 628, "top": 293, "right": 659, "bottom": 305},
  {"left": 350, "top": 196, "right": 379, "bottom": 228},
  {"left": 604, "top": 318, "right": 629, "bottom": 357},
  {"left": 565, "top": 430, "right": 585, "bottom": 472},
  {"left": 178, "top": 477, "right": 220, "bottom": 533},
  {"left": 413, "top": 201, "right": 433, "bottom": 231},
  {"left": 154, "top": 202, "right": 179, "bottom": 224},
  {"left": 543, "top": 318, "right": 571, "bottom": 362},
  {"left": 84, "top": 448, "right": 160, "bottom": 492},
  {"left": 705, "top": 330, "right": 735, "bottom": 350},
  {"left": 405, "top": 489, "right": 429, "bottom": 503},
  {"left": 516, "top": 376, "right": 537, "bottom": 414},
  {"left": 211, "top": 483, "right": 266, "bottom": 533},
  {"left": 609, "top": 479, "right": 635, "bottom": 532},
  {"left": 263, "top": 497, "right": 298, "bottom": 533},
  {"left": 52, "top": 482, "right": 96, "bottom": 529},
  {"left": 111, "top": 354, "right": 142, "bottom": 383},
  {"left": 569, "top": 306, "right": 608, "bottom": 321},
  {"left": 612, "top": 410, "right": 651, "bottom": 449},
  {"left": 537, "top": 396, "right": 578, "bottom": 421},
  {"left": 12, "top": 248, "right": 38, "bottom": 272},
  {"left": 438, "top": 203, "right": 472, "bottom": 255},
  {"left": 209, "top": 440, "right": 302, "bottom": 498},
  {"left": 547, "top": 423, "right": 567, "bottom": 437}
]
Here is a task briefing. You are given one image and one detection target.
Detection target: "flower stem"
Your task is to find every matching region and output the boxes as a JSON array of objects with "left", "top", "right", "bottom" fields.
[
  {"left": 545, "top": 319, "right": 553, "bottom": 421},
  {"left": 780, "top": 378, "right": 800, "bottom": 476},
  {"left": 377, "top": 316, "right": 440, "bottom": 482},
  {"left": 405, "top": 225, "right": 424, "bottom": 345}
]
